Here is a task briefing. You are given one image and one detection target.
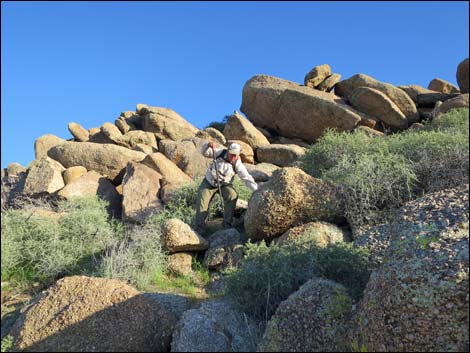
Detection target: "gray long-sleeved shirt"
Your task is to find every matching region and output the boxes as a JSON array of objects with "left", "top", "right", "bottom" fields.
[{"left": 201, "top": 143, "right": 258, "bottom": 191}]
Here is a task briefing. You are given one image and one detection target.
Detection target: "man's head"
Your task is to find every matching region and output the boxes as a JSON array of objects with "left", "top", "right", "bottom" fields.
[{"left": 227, "top": 143, "right": 241, "bottom": 162}]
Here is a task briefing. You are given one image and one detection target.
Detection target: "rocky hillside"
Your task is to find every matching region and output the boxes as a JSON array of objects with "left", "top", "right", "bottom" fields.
[{"left": 1, "top": 57, "right": 468, "bottom": 352}]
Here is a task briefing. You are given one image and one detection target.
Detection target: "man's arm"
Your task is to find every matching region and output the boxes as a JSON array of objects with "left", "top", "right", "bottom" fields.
[
  {"left": 201, "top": 142, "right": 224, "bottom": 159},
  {"left": 235, "top": 160, "right": 258, "bottom": 191}
]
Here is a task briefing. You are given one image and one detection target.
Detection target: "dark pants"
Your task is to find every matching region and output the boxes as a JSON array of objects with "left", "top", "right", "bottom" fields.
[{"left": 195, "top": 178, "right": 238, "bottom": 229}]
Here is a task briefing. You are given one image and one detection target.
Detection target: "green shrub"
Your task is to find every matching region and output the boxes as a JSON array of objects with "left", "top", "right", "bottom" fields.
[
  {"left": 226, "top": 240, "right": 371, "bottom": 321},
  {"left": 1, "top": 196, "right": 118, "bottom": 289},
  {"left": 98, "top": 223, "right": 167, "bottom": 290},
  {"left": 299, "top": 109, "right": 469, "bottom": 228}
]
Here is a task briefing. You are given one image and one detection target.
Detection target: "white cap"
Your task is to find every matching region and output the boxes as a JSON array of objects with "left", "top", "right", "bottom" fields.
[{"left": 228, "top": 143, "right": 241, "bottom": 155}]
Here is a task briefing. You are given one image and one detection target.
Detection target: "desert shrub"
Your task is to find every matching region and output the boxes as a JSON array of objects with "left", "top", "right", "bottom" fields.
[
  {"left": 1, "top": 196, "right": 118, "bottom": 289},
  {"left": 98, "top": 223, "right": 167, "bottom": 290},
  {"left": 299, "top": 109, "right": 469, "bottom": 228},
  {"left": 226, "top": 240, "right": 371, "bottom": 321}
]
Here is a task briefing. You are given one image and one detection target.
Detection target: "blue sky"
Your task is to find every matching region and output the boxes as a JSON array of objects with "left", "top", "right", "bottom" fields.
[{"left": 2, "top": 1, "right": 469, "bottom": 169}]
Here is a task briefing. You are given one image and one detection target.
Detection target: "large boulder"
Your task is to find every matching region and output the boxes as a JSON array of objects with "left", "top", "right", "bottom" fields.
[
  {"left": 121, "top": 162, "right": 163, "bottom": 223},
  {"left": 457, "top": 58, "right": 469, "bottom": 93},
  {"left": 141, "top": 152, "right": 192, "bottom": 186},
  {"left": 171, "top": 299, "right": 258, "bottom": 352},
  {"left": 47, "top": 141, "right": 146, "bottom": 184},
  {"left": 141, "top": 105, "right": 199, "bottom": 141},
  {"left": 428, "top": 78, "right": 460, "bottom": 94},
  {"left": 240, "top": 75, "right": 362, "bottom": 143},
  {"left": 23, "top": 157, "right": 65, "bottom": 196},
  {"left": 355, "top": 184, "right": 469, "bottom": 352},
  {"left": 119, "top": 130, "right": 158, "bottom": 150},
  {"left": 244, "top": 167, "right": 344, "bottom": 241},
  {"left": 158, "top": 138, "right": 211, "bottom": 178},
  {"left": 349, "top": 87, "right": 408, "bottom": 129},
  {"left": 9, "top": 276, "right": 176, "bottom": 352},
  {"left": 67, "top": 122, "right": 90, "bottom": 142},
  {"left": 101, "top": 122, "right": 124, "bottom": 144},
  {"left": 304, "top": 64, "right": 332, "bottom": 88},
  {"left": 167, "top": 253, "right": 193, "bottom": 277},
  {"left": 335, "top": 74, "right": 419, "bottom": 122},
  {"left": 196, "top": 127, "right": 226, "bottom": 145},
  {"left": 398, "top": 84, "right": 437, "bottom": 104},
  {"left": 318, "top": 73, "right": 342, "bottom": 92},
  {"left": 34, "top": 134, "right": 66, "bottom": 160},
  {"left": 256, "top": 144, "right": 306, "bottom": 167},
  {"left": 258, "top": 278, "right": 353, "bottom": 352},
  {"left": 435, "top": 93, "right": 469, "bottom": 115},
  {"left": 203, "top": 228, "right": 244, "bottom": 272},
  {"left": 245, "top": 162, "right": 280, "bottom": 182},
  {"left": 223, "top": 111, "right": 270, "bottom": 150},
  {"left": 57, "top": 171, "right": 122, "bottom": 217},
  {"left": 161, "top": 218, "right": 209, "bottom": 253},
  {"left": 63, "top": 166, "right": 87, "bottom": 185},
  {"left": 274, "top": 221, "right": 347, "bottom": 247}
]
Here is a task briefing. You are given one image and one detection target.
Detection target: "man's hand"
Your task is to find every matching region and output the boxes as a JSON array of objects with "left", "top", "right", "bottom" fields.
[{"left": 208, "top": 142, "right": 215, "bottom": 149}]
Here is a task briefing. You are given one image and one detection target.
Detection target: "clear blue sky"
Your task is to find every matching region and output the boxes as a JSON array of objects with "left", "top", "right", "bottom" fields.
[{"left": 2, "top": 1, "right": 469, "bottom": 169}]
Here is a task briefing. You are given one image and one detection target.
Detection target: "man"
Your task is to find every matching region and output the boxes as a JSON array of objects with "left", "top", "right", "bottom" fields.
[{"left": 195, "top": 141, "right": 258, "bottom": 232}]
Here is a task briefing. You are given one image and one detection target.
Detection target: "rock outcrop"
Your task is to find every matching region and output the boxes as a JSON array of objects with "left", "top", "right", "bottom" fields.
[
  {"left": 9, "top": 276, "right": 176, "bottom": 352},
  {"left": 244, "top": 167, "right": 344, "bottom": 241},
  {"left": 241, "top": 75, "right": 362, "bottom": 142}
]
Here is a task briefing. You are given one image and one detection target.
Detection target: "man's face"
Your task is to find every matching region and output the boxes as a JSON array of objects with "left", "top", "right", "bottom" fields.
[{"left": 227, "top": 152, "right": 239, "bottom": 163}]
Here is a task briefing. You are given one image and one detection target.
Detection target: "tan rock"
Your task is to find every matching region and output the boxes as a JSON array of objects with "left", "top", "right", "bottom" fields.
[
  {"left": 142, "top": 106, "right": 199, "bottom": 141},
  {"left": 241, "top": 75, "right": 362, "bottom": 143},
  {"left": 244, "top": 167, "right": 344, "bottom": 241},
  {"left": 101, "top": 122, "right": 123, "bottom": 143},
  {"left": 141, "top": 152, "right": 192, "bottom": 186},
  {"left": 23, "top": 157, "right": 65, "bottom": 196},
  {"left": 121, "top": 162, "right": 163, "bottom": 223},
  {"left": 197, "top": 127, "right": 226, "bottom": 145},
  {"left": 256, "top": 144, "right": 306, "bottom": 167},
  {"left": 7, "top": 163, "right": 27, "bottom": 177},
  {"left": 304, "top": 64, "right": 332, "bottom": 88},
  {"left": 161, "top": 218, "right": 209, "bottom": 253},
  {"left": 47, "top": 141, "right": 146, "bottom": 184},
  {"left": 317, "top": 73, "right": 342, "bottom": 92},
  {"left": 226, "top": 140, "right": 254, "bottom": 164},
  {"left": 9, "top": 276, "right": 176, "bottom": 352},
  {"left": 63, "top": 166, "right": 87, "bottom": 185},
  {"left": 435, "top": 93, "right": 469, "bottom": 115},
  {"left": 355, "top": 125, "right": 385, "bottom": 137},
  {"left": 276, "top": 136, "right": 310, "bottom": 148},
  {"left": 118, "top": 130, "right": 158, "bottom": 149},
  {"left": 58, "top": 171, "right": 122, "bottom": 217},
  {"left": 88, "top": 127, "right": 101, "bottom": 135},
  {"left": 34, "top": 134, "right": 66, "bottom": 160},
  {"left": 456, "top": 58, "right": 469, "bottom": 94},
  {"left": 223, "top": 111, "right": 270, "bottom": 150},
  {"left": 349, "top": 87, "right": 408, "bottom": 129},
  {"left": 274, "top": 221, "right": 347, "bottom": 247},
  {"left": 335, "top": 74, "right": 419, "bottom": 123},
  {"left": 398, "top": 84, "right": 437, "bottom": 103},
  {"left": 132, "top": 143, "right": 158, "bottom": 154},
  {"left": 168, "top": 253, "right": 193, "bottom": 276},
  {"left": 67, "top": 122, "right": 90, "bottom": 142},
  {"left": 159, "top": 138, "right": 211, "bottom": 178},
  {"left": 428, "top": 78, "right": 460, "bottom": 94},
  {"left": 245, "top": 163, "right": 280, "bottom": 182}
]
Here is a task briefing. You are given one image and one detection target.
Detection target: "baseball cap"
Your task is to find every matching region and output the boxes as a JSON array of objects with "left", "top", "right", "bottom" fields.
[{"left": 228, "top": 143, "right": 241, "bottom": 155}]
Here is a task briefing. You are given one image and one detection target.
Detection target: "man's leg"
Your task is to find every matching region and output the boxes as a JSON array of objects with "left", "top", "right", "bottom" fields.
[
  {"left": 195, "top": 179, "right": 217, "bottom": 231},
  {"left": 221, "top": 184, "right": 238, "bottom": 228}
]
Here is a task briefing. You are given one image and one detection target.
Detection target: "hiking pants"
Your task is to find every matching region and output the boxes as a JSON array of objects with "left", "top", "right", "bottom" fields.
[{"left": 195, "top": 178, "right": 238, "bottom": 228}]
